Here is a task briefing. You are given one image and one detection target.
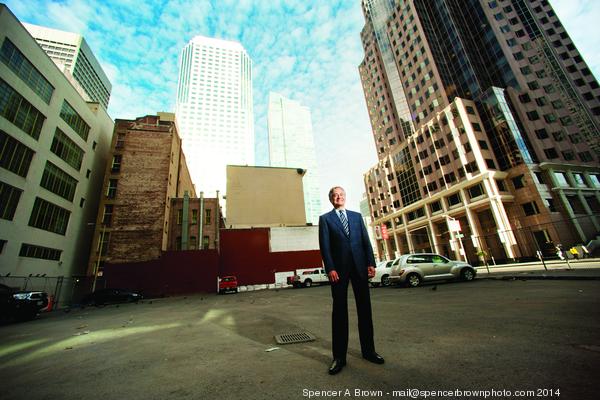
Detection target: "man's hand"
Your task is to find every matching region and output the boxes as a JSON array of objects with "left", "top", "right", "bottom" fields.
[
  {"left": 367, "top": 266, "right": 376, "bottom": 279},
  {"left": 328, "top": 270, "right": 340, "bottom": 284}
]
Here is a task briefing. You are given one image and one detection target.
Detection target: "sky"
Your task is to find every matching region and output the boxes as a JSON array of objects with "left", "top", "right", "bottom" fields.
[{"left": 5, "top": 0, "right": 600, "bottom": 213}]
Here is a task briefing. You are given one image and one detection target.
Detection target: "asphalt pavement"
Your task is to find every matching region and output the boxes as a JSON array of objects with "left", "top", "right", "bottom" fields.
[{"left": 1, "top": 270, "right": 599, "bottom": 400}]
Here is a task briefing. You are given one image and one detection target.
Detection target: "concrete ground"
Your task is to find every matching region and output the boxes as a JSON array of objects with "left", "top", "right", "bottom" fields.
[{"left": 1, "top": 274, "right": 599, "bottom": 400}]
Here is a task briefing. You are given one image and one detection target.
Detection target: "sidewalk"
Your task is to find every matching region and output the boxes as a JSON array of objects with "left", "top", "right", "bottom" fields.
[{"left": 475, "top": 257, "right": 600, "bottom": 280}]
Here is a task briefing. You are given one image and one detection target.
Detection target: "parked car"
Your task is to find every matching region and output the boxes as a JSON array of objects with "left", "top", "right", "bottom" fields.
[
  {"left": 289, "top": 269, "right": 329, "bottom": 288},
  {"left": 389, "top": 253, "right": 476, "bottom": 287},
  {"left": 370, "top": 259, "right": 396, "bottom": 287},
  {"left": 0, "top": 283, "right": 49, "bottom": 321},
  {"left": 218, "top": 276, "right": 238, "bottom": 294},
  {"left": 81, "top": 288, "right": 142, "bottom": 306}
]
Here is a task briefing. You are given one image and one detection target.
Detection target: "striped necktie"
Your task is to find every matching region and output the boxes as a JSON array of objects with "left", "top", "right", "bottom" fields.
[{"left": 338, "top": 210, "right": 349, "bottom": 236}]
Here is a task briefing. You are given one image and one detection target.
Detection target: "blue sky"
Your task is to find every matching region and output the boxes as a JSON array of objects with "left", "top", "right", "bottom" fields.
[{"left": 6, "top": 0, "right": 600, "bottom": 212}]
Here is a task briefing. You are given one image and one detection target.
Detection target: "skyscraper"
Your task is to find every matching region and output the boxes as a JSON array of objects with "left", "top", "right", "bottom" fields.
[
  {"left": 175, "top": 36, "right": 254, "bottom": 197},
  {"left": 23, "top": 23, "right": 112, "bottom": 109},
  {"left": 267, "top": 92, "right": 322, "bottom": 225},
  {"left": 359, "top": 0, "right": 600, "bottom": 263}
]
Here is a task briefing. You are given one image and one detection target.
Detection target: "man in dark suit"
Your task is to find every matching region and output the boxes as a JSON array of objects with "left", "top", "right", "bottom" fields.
[{"left": 318, "top": 186, "right": 384, "bottom": 375}]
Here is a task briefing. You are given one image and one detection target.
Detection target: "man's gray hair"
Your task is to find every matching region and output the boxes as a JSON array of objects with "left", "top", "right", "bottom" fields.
[{"left": 328, "top": 186, "right": 345, "bottom": 201}]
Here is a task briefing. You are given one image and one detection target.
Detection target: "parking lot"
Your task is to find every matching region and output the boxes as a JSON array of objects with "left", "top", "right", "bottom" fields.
[{"left": 1, "top": 278, "right": 599, "bottom": 400}]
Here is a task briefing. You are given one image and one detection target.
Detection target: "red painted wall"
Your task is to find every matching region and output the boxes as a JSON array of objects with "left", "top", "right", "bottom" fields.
[
  {"left": 219, "top": 228, "right": 322, "bottom": 285},
  {"left": 104, "top": 250, "right": 219, "bottom": 296},
  {"left": 103, "top": 228, "right": 323, "bottom": 295}
]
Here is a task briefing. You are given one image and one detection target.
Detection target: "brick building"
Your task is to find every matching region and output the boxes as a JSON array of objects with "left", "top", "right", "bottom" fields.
[
  {"left": 359, "top": 0, "right": 600, "bottom": 264},
  {"left": 168, "top": 192, "right": 222, "bottom": 251},
  {"left": 88, "top": 113, "right": 195, "bottom": 280}
]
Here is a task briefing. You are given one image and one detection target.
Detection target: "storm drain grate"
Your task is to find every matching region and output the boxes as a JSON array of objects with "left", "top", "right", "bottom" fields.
[{"left": 274, "top": 332, "right": 316, "bottom": 345}]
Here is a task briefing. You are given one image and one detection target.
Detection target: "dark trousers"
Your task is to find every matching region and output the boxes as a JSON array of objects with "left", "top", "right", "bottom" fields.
[{"left": 330, "top": 268, "right": 375, "bottom": 360}]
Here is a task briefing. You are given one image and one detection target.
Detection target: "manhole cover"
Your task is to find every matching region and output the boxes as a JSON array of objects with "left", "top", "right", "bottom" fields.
[{"left": 274, "top": 332, "right": 316, "bottom": 345}]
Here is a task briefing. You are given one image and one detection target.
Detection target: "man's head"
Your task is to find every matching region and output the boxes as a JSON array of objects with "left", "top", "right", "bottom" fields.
[{"left": 328, "top": 186, "right": 346, "bottom": 209}]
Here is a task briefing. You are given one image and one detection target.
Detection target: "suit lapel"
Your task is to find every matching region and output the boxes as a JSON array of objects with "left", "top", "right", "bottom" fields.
[{"left": 331, "top": 209, "right": 350, "bottom": 237}]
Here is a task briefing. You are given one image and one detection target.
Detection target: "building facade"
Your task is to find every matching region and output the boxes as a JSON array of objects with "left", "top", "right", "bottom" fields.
[
  {"left": 0, "top": 5, "right": 114, "bottom": 281},
  {"left": 175, "top": 36, "right": 254, "bottom": 197},
  {"left": 267, "top": 92, "right": 321, "bottom": 225},
  {"left": 168, "top": 193, "right": 222, "bottom": 251},
  {"left": 360, "top": 0, "right": 600, "bottom": 264},
  {"left": 23, "top": 23, "right": 112, "bottom": 109},
  {"left": 225, "top": 165, "right": 307, "bottom": 228},
  {"left": 88, "top": 113, "right": 195, "bottom": 279}
]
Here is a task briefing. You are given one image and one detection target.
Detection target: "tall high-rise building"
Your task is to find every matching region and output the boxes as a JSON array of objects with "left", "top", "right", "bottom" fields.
[
  {"left": 175, "top": 36, "right": 254, "bottom": 198},
  {"left": 267, "top": 92, "right": 322, "bottom": 225},
  {"left": 359, "top": 0, "right": 600, "bottom": 263},
  {"left": 0, "top": 5, "right": 114, "bottom": 304},
  {"left": 23, "top": 23, "right": 112, "bottom": 109}
]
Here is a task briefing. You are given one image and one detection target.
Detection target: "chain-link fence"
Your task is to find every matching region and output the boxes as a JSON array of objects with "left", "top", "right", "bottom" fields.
[{"left": 0, "top": 275, "right": 108, "bottom": 309}]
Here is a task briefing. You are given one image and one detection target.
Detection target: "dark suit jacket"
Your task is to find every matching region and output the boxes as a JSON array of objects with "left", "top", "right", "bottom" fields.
[{"left": 318, "top": 209, "right": 376, "bottom": 280}]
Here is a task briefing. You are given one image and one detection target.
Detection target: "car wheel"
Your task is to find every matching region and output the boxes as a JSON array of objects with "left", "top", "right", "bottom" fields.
[
  {"left": 381, "top": 275, "right": 391, "bottom": 287},
  {"left": 406, "top": 273, "right": 421, "bottom": 287},
  {"left": 461, "top": 268, "right": 475, "bottom": 282},
  {"left": 304, "top": 279, "right": 312, "bottom": 288}
]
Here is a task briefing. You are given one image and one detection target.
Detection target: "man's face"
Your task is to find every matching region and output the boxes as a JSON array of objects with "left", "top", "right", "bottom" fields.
[{"left": 330, "top": 188, "right": 346, "bottom": 209}]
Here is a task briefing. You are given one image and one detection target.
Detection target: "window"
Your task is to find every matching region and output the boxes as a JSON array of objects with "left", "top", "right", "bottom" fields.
[
  {"left": 28, "top": 197, "right": 70, "bottom": 235},
  {"left": 478, "top": 140, "right": 489, "bottom": 149},
  {"left": 447, "top": 193, "right": 461, "bottom": 207},
  {"left": 189, "top": 236, "right": 197, "bottom": 250},
  {"left": 102, "top": 204, "right": 113, "bottom": 226},
  {"left": 522, "top": 202, "right": 540, "bottom": 216},
  {"left": 544, "top": 148, "right": 558, "bottom": 159},
  {"left": 40, "top": 162, "right": 78, "bottom": 201},
  {"left": 0, "top": 180, "right": 22, "bottom": 220},
  {"left": 561, "top": 150, "right": 575, "bottom": 161},
  {"left": 0, "top": 130, "right": 34, "bottom": 177},
  {"left": 468, "top": 183, "right": 484, "bottom": 199},
  {"left": 567, "top": 195, "right": 586, "bottom": 214},
  {"left": 60, "top": 101, "right": 90, "bottom": 141},
  {"left": 106, "top": 179, "right": 118, "bottom": 199},
  {"left": 0, "top": 79, "right": 46, "bottom": 139},
  {"left": 512, "top": 175, "right": 525, "bottom": 189},
  {"left": 573, "top": 173, "right": 587, "bottom": 187},
  {"left": 177, "top": 209, "right": 183, "bottom": 224},
  {"left": 111, "top": 155, "right": 122, "bottom": 173},
  {"left": 496, "top": 179, "right": 507, "bottom": 192},
  {"left": 535, "top": 128, "right": 548, "bottom": 139},
  {"left": 202, "top": 235, "right": 210, "bottom": 250},
  {"left": 429, "top": 200, "right": 442, "bottom": 213},
  {"left": 19, "top": 243, "right": 61, "bottom": 261},
  {"left": 485, "top": 159, "right": 496, "bottom": 169},
  {"left": 0, "top": 39, "right": 54, "bottom": 103},
  {"left": 554, "top": 172, "right": 569, "bottom": 186},
  {"left": 50, "top": 128, "right": 84, "bottom": 171},
  {"left": 192, "top": 209, "right": 198, "bottom": 224},
  {"left": 205, "top": 209, "right": 212, "bottom": 224},
  {"left": 579, "top": 151, "right": 593, "bottom": 162},
  {"left": 544, "top": 198, "right": 556, "bottom": 212}
]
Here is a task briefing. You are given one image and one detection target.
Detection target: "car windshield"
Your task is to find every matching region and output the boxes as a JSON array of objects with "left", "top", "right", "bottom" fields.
[{"left": 222, "top": 277, "right": 235, "bottom": 282}]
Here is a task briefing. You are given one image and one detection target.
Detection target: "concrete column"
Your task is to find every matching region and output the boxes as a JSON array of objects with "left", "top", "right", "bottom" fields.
[
  {"left": 481, "top": 179, "right": 517, "bottom": 259},
  {"left": 403, "top": 213, "right": 415, "bottom": 253},
  {"left": 181, "top": 191, "right": 189, "bottom": 250},
  {"left": 577, "top": 191, "right": 600, "bottom": 231}
]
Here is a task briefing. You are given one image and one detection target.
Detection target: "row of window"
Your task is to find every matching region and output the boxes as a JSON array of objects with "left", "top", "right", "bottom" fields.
[
  {"left": 59, "top": 101, "right": 90, "bottom": 141},
  {"left": 0, "top": 78, "right": 46, "bottom": 140},
  {"left": 177, "top": 208, "right": 212, "bottom": 225},
  {"left": 1, "top": 38, "right": 54, "bottom": 104}
]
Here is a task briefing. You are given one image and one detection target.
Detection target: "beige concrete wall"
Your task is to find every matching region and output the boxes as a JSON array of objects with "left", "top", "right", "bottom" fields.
[{"left": 226, "top": 165, "right": 306, "bottom": 228}]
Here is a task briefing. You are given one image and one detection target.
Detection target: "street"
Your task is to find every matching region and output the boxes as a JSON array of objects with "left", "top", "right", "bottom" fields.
[{"left": 1, "top": 277, "right": 599, "bottom": 400}]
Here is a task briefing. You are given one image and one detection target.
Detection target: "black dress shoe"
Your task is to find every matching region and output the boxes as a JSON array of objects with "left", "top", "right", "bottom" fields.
[
  {"left": 328, "top": 358, "right": 346, "bottom": 375},
  {"left": 363, "top": 352, "right": 385, "bottom": 364}
]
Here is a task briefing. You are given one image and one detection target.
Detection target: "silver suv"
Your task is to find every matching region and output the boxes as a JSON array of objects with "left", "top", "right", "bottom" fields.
[{"left": 389, "top": 253, "right": 476, "bottom": 287}]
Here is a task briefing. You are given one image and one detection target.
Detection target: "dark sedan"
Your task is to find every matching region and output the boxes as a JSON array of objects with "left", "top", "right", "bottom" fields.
[
  {"left": 1, "top": 283, "right": 49, "bottom": 321},
  {"left": 81, "top": 288, "right": 143, "bottom": 306}
]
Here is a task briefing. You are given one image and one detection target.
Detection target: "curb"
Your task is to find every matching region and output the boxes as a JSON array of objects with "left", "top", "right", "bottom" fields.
[{"left": 479, "top": 274, "right": 600, "bottom": 281}]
